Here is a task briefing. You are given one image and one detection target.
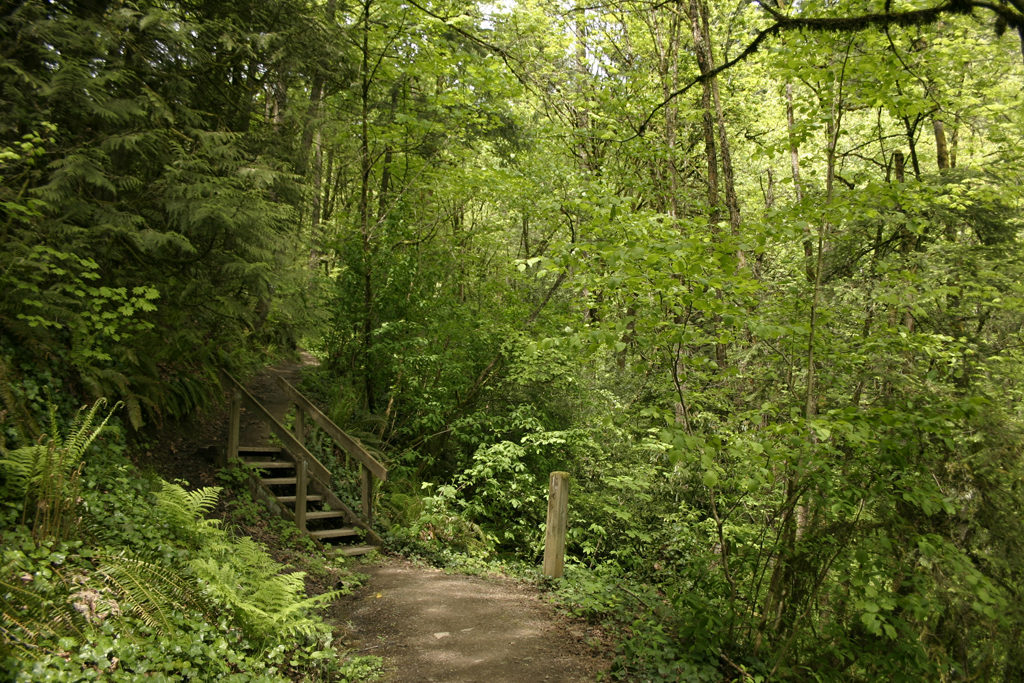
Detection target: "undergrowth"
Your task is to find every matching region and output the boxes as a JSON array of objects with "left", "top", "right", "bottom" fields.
[{"left": 0, "top": 399, "right": 381, "bottom": 682}]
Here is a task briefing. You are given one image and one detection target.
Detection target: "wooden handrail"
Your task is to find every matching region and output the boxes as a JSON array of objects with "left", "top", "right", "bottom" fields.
[
  {"left": 275, "top": 377, "right": 388, "bottom": 482},
  {"left": 219, "top": 370, "right": 332, "bottom": 485}
]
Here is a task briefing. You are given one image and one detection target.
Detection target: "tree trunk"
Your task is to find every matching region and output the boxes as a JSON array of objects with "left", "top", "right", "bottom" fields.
[
  {"left": 788, "top": 83, "right": 815, "bottom": 282},
  {"left": 687, "top": 0, "right": 721, "bottom": 235},
  {"left": 949, "top": 116, "right": 959, "bottom": 168},
  {"left": 933, "top": 117, "right": 950, "bottom": 171},
  {"left": 902, "top": 114, "right": 923, "bottom": 180},
  {"left": 686, "top": 0, "right": 734, "bottom": 368},
  {"left": 303, "top": 0, "right": 336, "bottom": 246},
  {"left": 649, "top": 6, "right": 682, "bottom": 218},
  {"left": 360, "top": 0, "right": 376, "bottom": 413},
  {"left": 763, "top": 167, "right": 775, "bottom": 209},
  {"left": 521, "top": 212, "right": 530, "bottom": 259},
  {"left": 698, "top": 0, "right": 742, "bottom": 260},
  {"left": 688, "top": 0, "right": 742, "bottom": 262}
]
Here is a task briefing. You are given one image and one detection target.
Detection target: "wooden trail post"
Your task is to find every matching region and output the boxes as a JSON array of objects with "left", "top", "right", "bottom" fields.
[
  {"left": 293, "top": 404, "right": 307, "bottom": 531},
  {"left": 295, "top": 457, "right": 308, "bottom": 532},
  {"left": 361, "top": 465, "right": 373, "bottom": 528},
  {"left": 543, "top": 471, "right": 569, "bottom": 578},
  {"left": 223, "top": 388, "right": 241, "bottom": 468},
  {"left": 294, "top": 405, "right": 306, "bottom": 447}
]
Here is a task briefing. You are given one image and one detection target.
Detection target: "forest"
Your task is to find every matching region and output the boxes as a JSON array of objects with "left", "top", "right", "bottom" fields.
[{"left": 2, "top": 0, "right": 1024, "bottom": 679}]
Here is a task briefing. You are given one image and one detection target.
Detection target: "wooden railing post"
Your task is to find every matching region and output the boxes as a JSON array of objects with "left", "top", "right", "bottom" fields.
[
  {"left": 361, "top": 464, "right": 372, "bottom": 528},
  {"left": 294, "top": 405, "right": 305, "bottom": 446},
  {"left": 223, "top": 388, "right": 241, "bottom": 468},
  {"left": 543, "top": 472, "right": 570, "bottom": 579},
  {"left": 295, "top": 457, "right": 308, "bottom": 532}
]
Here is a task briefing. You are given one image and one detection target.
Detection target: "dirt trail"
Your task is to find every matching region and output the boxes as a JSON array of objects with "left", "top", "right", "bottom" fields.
[
  {"left": 340, "top": 560, "right": 608, "bottom": 683},
  {"left": 235, "top": 350, "right": 319, "bottom": 446}
]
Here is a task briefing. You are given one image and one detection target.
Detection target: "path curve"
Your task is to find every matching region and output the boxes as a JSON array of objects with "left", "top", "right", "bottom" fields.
[{"left": 340, "top": 561, "right": 608, "bottom": 683}]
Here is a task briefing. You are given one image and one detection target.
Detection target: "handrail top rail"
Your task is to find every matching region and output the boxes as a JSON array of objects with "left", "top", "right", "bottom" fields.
[
  {"left": 218, "top": 370, "right": 333, "bottom": 485},
  {"left": 275, "top": 377, "right": 388, "bottom": 482}
]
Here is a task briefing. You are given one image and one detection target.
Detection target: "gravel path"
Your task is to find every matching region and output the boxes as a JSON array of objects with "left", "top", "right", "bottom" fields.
[{"left": 339, "top": 560, "right": 608, "bottom": 683}]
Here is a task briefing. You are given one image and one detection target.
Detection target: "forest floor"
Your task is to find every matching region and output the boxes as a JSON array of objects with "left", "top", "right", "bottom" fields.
[
  {"left": 145, "top": 354, "right": 610, "bottom": 682},
  {"left": 336, "top": 559, "right": 610, "bottom": 683}
]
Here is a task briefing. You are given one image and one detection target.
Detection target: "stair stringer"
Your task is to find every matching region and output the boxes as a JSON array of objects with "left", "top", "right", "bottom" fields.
[{"left": 242, "top": 469, "right": 329, "bottom": 551}]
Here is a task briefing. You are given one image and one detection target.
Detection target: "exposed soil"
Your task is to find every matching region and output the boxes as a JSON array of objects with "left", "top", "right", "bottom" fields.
[
  {"left": 232, "top": 351, "right": 319, "bottom": 446},
  {"left": 338, "top": 559, "right": 610, "bottom": 683},
  {"left": 137, "top": 352, "right": 318, "bottom": 487}
]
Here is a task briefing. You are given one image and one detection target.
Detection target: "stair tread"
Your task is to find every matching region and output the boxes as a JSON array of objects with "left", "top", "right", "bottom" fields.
[
  {"left": 305, "top": 510, "right": 344, "bottom": 520},
  {"left": 238, "top": 446, "right": 283, "bottom": 452},
  {"left": 309, "top": 527, "right": 359, "bottom": 539},
  {"left": 338, "top": 545, "right": 378, "bottom": 557},
  {"left": 278, "top": 495, "right": 323, "bottom": 503},
  {"left": 245, "top": 461, "right": 295, "bottom": 469},
  {"left": 262, "top": 477, "right": 297, "bottom": 485}
]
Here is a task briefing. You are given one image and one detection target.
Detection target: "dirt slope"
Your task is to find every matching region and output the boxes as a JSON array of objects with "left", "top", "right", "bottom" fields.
[
  {"left": 340, "top": 560, "right": 609, "bottom": 683},
  {"left": 234, "top": 351, "right": 318, "bottom": 446},
  {"left": 141, "top": 352, "right": 318, "bottom": 487}
]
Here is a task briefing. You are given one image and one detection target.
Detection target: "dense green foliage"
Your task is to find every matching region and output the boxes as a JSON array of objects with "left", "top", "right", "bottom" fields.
[
  {"left": 0, "top": 399, "right": 379, "bottom": 681},
  {"left": 4, "top": 0, "right": 1024, "bottom": 680},
  {"left": 0, "top": 0, "right": 331, "bottom": 424},
  {"left": 301, "top": 0, "right": 1024, "bottom": 680}
]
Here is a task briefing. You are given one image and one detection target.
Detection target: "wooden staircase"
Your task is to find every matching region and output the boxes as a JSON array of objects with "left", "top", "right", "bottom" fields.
[{"left": 219, "top": 371, "right": 387, "bottom": 556}]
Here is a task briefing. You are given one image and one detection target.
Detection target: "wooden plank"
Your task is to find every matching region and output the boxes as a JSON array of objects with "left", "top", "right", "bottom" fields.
[
  {"left": 305, "top": 510, "right": 344, "bottom": 520},
  {"left": 277, "top": 495, "right": 322, "bottom": 503},
  {"left": 275, "top": 377, "right": 387, "bottom": 481},
  {"left": 224, "top": 389, "right": 241, "bottom": 468},
  {"left": 245, "top": 461, "right": 294, "bottom": 469},
  {"left": 295, "top": 458, "right": 307, "bottom": 532},
  {"left": 361, "top": 464, "right": 373, "bottom": 527},
  {"left": 219, "top": 371, "right": 332, "bottom": 485},
  {"left": 337, "top": 545, "right": 377, "bottom": 557},
  {"left": 238, "top": 446, "right": 283, "bottom": 453},
  {"left": 310, "top": 527, "right": 359, "bottom": 539},
  {"left": 262, "top": 477, "right": 298, "bottom": 486},
  {"left": 542, "top": 472, "right": 570, "bottom": 579},
  {"left": 307, "top": 477, "right": 384, "bottom": 546}
]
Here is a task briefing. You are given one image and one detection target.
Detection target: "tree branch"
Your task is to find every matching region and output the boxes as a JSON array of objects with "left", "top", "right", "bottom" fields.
[{"left": 634, "top": 0, "right": 1023, "bottom": 139}]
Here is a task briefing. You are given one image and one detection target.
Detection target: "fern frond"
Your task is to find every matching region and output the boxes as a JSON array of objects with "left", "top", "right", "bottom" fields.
[
  {"left": 0, "top": 572, "right": 85, "bottom": 654},
  {"left": 0, "top": 445, "right": 44, "bottom": 500},
  {"left": 189, "top": 535, "right": 341, "bottom": 641},
  {"left": 155, "top": 481, "right": 223, "bottom": 546},
  {"left": 96, "top": 554, "right": 208, "bottom": 635}
]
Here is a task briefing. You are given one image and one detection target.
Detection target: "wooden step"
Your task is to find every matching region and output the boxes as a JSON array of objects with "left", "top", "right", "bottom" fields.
[
  {"left": 245, "top": 461, "right": 294, "bottom": 469},
  {"left": 262, "top": 477, "right": 297, "bottom": 486},
  {"left": 305, "top": 510, "right": 344, "bottom": 520},
  {"left": 277, "top": 495, "right": 323, "bottom": 503},
  {"left": 337, "top": 545, "right": 378, "bottom": 557},
  {"left": 309, "top": 527, "right": 358, "bottom": 539},
  {"left": 238, "top": 446, "right": 283, "bottom": 453}
]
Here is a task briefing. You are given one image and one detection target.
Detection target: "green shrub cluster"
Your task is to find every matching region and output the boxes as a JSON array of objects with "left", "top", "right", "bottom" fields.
[{"left": 0, "top": 400, "right": 380, "bottom": 682}]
